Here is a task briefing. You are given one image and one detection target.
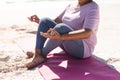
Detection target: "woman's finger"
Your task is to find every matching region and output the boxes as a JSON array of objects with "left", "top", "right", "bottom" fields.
[
  {"left": 51, "top": 29, "right": 59, "bottom": 36},
  {"left": 40, "top": 32, "right": 46, "bottom": 36},
  {"left": 47, "top": 28, "right": 55, "bottom": 36},
  {"left": 40, "top": 32, "right": 50, "bottom": 38},
  {"left": 47, "top": 28, "right": 52, "bottom": 33}
]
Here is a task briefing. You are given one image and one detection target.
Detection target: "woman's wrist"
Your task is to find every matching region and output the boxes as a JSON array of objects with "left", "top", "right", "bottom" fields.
[{"left": 36, "top": 19, "right": 40, "bottom": 24}]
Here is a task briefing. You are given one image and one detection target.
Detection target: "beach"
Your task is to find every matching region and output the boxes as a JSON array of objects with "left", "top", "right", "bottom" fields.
[{"left": 0, "top": 1, "right": 120, "bottom": 80}]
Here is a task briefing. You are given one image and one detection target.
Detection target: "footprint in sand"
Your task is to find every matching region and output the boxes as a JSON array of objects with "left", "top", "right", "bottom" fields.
[{"left": 0, "top": 54, "right": 10, "bottom": 62}]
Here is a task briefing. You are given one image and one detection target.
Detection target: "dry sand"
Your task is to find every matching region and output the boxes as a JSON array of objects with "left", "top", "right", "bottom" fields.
[{"left": 0, "top": 2, "right": 120, "bottom": 80}]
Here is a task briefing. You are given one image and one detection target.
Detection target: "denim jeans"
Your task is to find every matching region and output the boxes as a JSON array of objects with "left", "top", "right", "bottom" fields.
[{"left": 36, "top": 17, "right": 84, "bottom": 58}]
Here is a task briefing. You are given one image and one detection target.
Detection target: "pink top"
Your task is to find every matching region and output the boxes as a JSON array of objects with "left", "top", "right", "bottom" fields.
[{"left": 58, "top": 1, "right": 99, "bottom": 58}]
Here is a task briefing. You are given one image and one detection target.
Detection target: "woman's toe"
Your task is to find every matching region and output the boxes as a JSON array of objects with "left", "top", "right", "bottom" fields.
[{"left": 26, "top": 52, "right": 34, "bottom": 58}]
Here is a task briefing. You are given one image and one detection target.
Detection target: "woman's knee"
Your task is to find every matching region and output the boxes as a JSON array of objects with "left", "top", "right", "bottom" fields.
[
  {"left": 40, "top": 17, "right": 51, "bottom": 24},
  {"left": 54, "top": 23, "right": 73, "bottom": 34},
  {"left": 38, "top": 17, "right": 56, "bottom": 31}
]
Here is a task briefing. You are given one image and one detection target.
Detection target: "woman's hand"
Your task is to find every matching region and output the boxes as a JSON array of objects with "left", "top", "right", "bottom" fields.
[
  {"left": 28, "top": 15, "right": 40, "bottom": 23},
  {"left": 40, "top": 28, "right": 61, "bottom": 40}
]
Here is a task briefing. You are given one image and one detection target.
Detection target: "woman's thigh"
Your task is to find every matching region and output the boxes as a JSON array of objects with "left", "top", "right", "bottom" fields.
[{"left": 62, "top": 40, "right": 84, "bottom": 58}]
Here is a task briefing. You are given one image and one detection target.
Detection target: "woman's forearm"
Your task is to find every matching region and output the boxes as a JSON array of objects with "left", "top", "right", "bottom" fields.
[{"left": 60, "top": 29, "right": 92, "bottom": 40}]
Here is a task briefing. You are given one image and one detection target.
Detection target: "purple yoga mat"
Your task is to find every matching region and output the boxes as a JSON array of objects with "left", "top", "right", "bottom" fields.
[
  {"left": 38, "top": 52, "right": 120, "bottom": 80},
  {"left": 16, "top": 37, "right": 120, "bottom": 80}
]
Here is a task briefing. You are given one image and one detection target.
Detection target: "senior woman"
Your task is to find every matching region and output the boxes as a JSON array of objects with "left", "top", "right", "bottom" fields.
[{"left": 25, "top": 0, "right": 99, "bottom": 69}]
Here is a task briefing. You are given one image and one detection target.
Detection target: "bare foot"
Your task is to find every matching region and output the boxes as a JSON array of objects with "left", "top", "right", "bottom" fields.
[
  {"left": 25, "top": 55, "right": 45, "bottom": 69},
  {"left": 26, "top": 52, "right": 34, "bottom": 59}
]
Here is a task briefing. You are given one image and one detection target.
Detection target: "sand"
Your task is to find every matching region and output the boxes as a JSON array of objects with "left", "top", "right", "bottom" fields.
[{"left": 0, "top": 1, "right": 120, "bottom": 80}]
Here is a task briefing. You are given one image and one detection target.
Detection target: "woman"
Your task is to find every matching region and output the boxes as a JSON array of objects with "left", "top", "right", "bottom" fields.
[{"left": 25, "top": 0, "right": 99, "bottom": 69}]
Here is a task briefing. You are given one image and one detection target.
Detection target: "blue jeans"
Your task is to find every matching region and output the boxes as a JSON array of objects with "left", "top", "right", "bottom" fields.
[{"left": 36, "top": 17, "right": 84, "bottom": 58}]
